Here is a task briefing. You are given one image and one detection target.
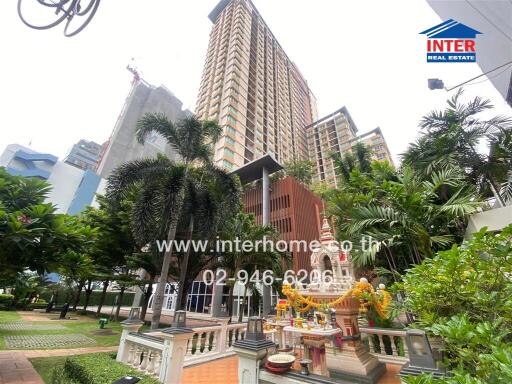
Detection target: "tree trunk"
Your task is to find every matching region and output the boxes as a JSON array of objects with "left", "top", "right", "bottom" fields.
[
  {"left": 72, "top": 280, "right": 85, "bottom": 311},
  {"left": 83, "top": 280, "right": 93, "bottom": 312},
  {"left": 488, "top": 177, "right": 505, "bottom": 207},
  {"left": 176, "top": 215, "right": 194, "bottom": 310},
  {"left": 176, "top": 280, "right": 191, "bottom": 311},
  {"left": 140, "top": 277, "right": 154, "bottom": 322},
  {"left": 114, "top": 286, "right": 125, "bottom": 321},
  {"left": 151, "top": 166, "right": 189, "bottom": 330},
  {"left": 96, "top": 280, "right": 109, "bottom": 317}
]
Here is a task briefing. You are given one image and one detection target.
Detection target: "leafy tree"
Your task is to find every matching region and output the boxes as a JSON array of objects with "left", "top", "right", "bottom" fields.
[
  {"left": 272, "top": 159, "right": 315, "bottom": 186},
  {"left": 331, "top": 142, "right": 373, "bottom": 183},
  {"left": 79, "top": 194, "right": 139, "bottom": 316},
  {"left": 398, "top": 226, "right": 512, "bottom": 383},
  {"left": 0, "top": 168, "right": 93, "bottom": 280},
  {"left": 327, "top": 162, "right": 480, "bottom": 276},
  {"left": 402, "top": 89, "right": 512, "bottom": 206}
]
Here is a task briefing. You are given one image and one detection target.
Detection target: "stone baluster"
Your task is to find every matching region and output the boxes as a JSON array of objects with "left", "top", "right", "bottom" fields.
[
  {"left": 367, "top": 333, "right": 376, "bottom": 353},
  {"left": 140, "top": 348, "right": 149, "bottom": 370},
  {"left": 145, "top": 350, "right": 155, "bottom": 374},
  {"left": 378, "top": 334, "right": 386, "bottom": 355},
  {"left": 391, "top": 336, "right": 398, "bottom": 356},
  {"left": 401, "top": 336, "right": 408, "bottom": 357},
  {"left": 134, "top": 346, "right": 143, "bottom": 367},
  {"left": 154, "top": 350, "right": 162, "bottom": 374}
]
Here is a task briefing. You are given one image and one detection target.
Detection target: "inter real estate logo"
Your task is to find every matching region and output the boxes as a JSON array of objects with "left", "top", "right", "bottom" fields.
[{"left": 420, "top": 19, "right": 482, "bottom": 63}]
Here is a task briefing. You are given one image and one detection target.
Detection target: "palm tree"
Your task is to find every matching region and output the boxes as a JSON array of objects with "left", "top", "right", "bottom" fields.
[
  {"left": 402, "top": 89, "right": 512, "bottom": 205},
  {"left": 107, "top": 114, "right": 237, "bottom": 329},
  {"left": 328, "top": 163, "right": 481, "bottom": 276},
  {"left": 331, "top": 142, "right": 374, "bottom": 183}
]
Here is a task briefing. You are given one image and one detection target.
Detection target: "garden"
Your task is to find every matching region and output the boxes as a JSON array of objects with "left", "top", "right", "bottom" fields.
[{"left": 0, "top": 90, "right": 511, "bottom": 383}]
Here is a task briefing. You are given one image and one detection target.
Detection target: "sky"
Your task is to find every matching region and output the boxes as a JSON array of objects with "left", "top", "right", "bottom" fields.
[{"left": 0, "top": 0, "right": 511, "bottom": 165}]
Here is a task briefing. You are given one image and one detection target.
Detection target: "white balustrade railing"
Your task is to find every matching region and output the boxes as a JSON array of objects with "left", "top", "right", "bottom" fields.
[
  {"left": 225, "top": 323, "right": 247, "bottom": 351},
  {"left": 359, "top": 327, "right": 409, "bottom": 364},
  {"left": 184, "top": 325, "right": 223, "bottom": 364},
  {"left": 123, "top": 333, "right": 166, "bottom": 377},
  {"left": 118, "top": 319, "right": 248, "bottom": 382}
]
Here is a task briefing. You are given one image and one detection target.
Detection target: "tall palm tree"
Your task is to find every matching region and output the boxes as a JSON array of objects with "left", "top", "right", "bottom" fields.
[
  {"left": 329, "top": 164, "right": 480, "bottom": 276},
  {"left": 402, "top": 89, "right": 512, "bottom": 205},
  {"left": 331, "top": 142, "right": 374, "bottom": 183},
  {"left": 108, "top": 114, "right": 225, "bottom": 329}
]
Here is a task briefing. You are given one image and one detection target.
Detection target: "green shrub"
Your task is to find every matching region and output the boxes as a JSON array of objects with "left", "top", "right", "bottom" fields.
[
  {"left": 396, "top": 226, "right": 512, "bottom": 383},
  {"left": 0, "top": 294, "right": 14, "bottom": 308},
  {"left": 40, "top": 290, "right": 135, "bottom": 307},
  {"left": 64, "top": 353, "right": 160, "bottom": 384}
]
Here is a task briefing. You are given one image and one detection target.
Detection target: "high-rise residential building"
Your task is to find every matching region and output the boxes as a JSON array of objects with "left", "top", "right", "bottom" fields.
[
  {"left": 195, "top": 0, "right": 318, "bottom": 171},
  {"left": 354, "top": 127, "right": 394, "bottom": 164},
  {"left": 1, "top": 144, "right": 102, "bottom": 215},
  {"left": 307, "top": 107, "right": 393, "bottom": 188},
  {"left": 96, "top": 75, "right": 189, "bottom": 179},
  {"left": 307, "top": 107, "right": 359, "bottom": 187},
  {"left": 426, "top": 1, "right": 512, "bottom": 107},
  {"left": 64, "top": 139, "right": 102, "bottom": 171}
]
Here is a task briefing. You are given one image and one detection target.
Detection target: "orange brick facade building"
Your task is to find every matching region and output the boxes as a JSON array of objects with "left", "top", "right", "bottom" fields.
[{"left": 242, "top": 176, "right": 323, "bottom": 271}]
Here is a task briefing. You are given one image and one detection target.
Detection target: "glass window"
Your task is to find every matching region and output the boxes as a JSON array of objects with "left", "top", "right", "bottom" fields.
[
  {"left": 225, "top": 136, "right": 235, "bottom": 145},
  {"left": 224, "top": 148, "right": 235, "bottom": 157}
]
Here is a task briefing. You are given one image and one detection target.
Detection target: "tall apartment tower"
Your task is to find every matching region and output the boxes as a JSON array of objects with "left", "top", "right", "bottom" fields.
[
  {"left": 96, "top": 75, "right": 189, "bottom": 179},
  {"left": 307, "top": 107, "right": 394, "bottom": 188},
  {"left": 196, "top": 0, "right": 318, "bottom": 170},
  {"left": 307, "top": 107, "right": 359, "bottom": 187}
]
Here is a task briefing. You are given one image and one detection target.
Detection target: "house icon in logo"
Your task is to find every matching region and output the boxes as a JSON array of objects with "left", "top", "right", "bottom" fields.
[{"left": 420, "top": 19, "right": 482, "bottom": 62}]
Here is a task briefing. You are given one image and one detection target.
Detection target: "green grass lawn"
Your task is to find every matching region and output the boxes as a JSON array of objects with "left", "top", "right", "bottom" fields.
[
  {"left": 0, "top": 310, "right": 140, "bottom": 350},
  {"left": 30, "top": 356, "right": 69, "bottom": 383}
]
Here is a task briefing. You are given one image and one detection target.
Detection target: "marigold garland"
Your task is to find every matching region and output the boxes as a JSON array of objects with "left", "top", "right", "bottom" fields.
[{"left": 281, "top": 281, "right": 391, "bottom": 319}]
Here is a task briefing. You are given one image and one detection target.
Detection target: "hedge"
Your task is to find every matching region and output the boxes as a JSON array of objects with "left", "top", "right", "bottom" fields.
[
  {"left": 0, "top": 294, "right": 14, "bottom": 309},
  {"left": 62, "top": 353, "right": 160, "bottom": 384},
  {"left": 40, "top": 291, "right": 135, "bottom": 307}
]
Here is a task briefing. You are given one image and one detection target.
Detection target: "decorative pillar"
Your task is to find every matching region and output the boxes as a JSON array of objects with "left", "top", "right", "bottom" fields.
[
  {"left": 233, "top": 317, "right": 275, "bottom": 384},
  {"left": 262, "top": 166, "right": 271, "bottom": 316},
  {"left": 159, "top": 312, "right": 194, "bottom": 384},
  {"left": 116, "top": 308, "right": 144, "bottom": 362},
  {"left": 159, "top": 328, "right": 195, "bottom": 384}
]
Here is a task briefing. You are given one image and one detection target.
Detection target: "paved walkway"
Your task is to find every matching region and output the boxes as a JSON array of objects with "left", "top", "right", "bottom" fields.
[
  {"left": 0, "top": 352, "right": 43, "bottom": 384},
  {"left": 0, "top": 346, "right": 119, "bottom": 384}
]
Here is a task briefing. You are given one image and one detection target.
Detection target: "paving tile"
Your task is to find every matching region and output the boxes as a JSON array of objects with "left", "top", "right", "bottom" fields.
[{"left": 4, "top": 334, "right": 95, "bottom": 349}]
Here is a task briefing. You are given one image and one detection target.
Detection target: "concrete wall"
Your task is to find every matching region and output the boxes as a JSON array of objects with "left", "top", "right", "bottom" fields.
[
  {"left": 96, "top": 80, "right": 189, "bottom": 179},
  {"left": 465, "top": 205, "right": 512, "bottom": 239}
]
